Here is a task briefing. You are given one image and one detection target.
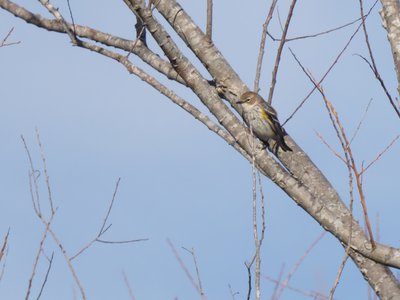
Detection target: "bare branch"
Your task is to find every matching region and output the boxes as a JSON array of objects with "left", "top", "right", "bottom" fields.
[
  {"left": 0, "top": 27, "right": 20, "bottom": 47},
  {"left": 359, "top": 0, "right": 400, "bottom": 118},
  {"left": 360, "top": 135, "right": 400, "bottom": 176},
  {"left": 167, "top": 239, "right": 200, "bottom": 294},
  {"left": 315, "top": 131, "right": 347, "bottom": 164},
  {"left": 267, "top": 0, "right": 297, "bottom": 105},
  {"left": 36, "top": 128, "right": 55, "bottom": 215},
  {"left": 228, "top": 284, "right": 239, "bottom": 300},
  {"left": 122, "top": 271, "right": 136, "bottom": 300},
  {"left": 35, "top": 252, "right": 54, "bottom": 300},
  {"left": 270, "top": 264, "right": 285, "bottom": 300},
  {"left": 0, "top": 229, "right": 9, "bottom": 263},
  {"left": 267, "top": 5, "right": 376, "bottom": 42},
  {"left": 283, "top": 1, "right": 377, "bottom": 125},
  {"left": 245, "top": 261, "right": 252, "bottom": 300},
  {"left": 182, "top": 247, "right": 206, "bottom": 299},
  {"left": 25, "top": 211, "right": 56, "bottom": 300},
  {"left": 253, "top": 0, "right": 278, "bottom": 93},
  {"left": 275, "top": 232, "right": 325, "bottom": 299},
  {"left": 349, "top": 98, "right": 373, "bottom": 145},
  {"left": 206, "top": 0, "right": 212, "bottom": 40},
  {"left": 71, "top": 178, "right": 147, "bottom": 259},
  {"left": 263, "top": 273, "right": 330, "bottom": 299}
]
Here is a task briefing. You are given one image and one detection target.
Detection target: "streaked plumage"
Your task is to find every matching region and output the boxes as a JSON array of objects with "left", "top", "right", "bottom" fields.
[{"left": 237, "top": 91, "right": 292, "bottom": 152}]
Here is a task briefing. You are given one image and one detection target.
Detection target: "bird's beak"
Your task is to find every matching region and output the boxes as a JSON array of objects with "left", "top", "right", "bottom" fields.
[{"left": 237, "top": 99, "right": 246, "bottom": 104}]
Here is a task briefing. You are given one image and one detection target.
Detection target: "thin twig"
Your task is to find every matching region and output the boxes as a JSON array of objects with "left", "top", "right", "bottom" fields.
[
  {"left": 36, "top": 128, "right": 55, "bottom": 214},
  {"left": 0, "top": 245, "right": 8, "bottom": 282},
  {"left": 275, "top": 232, "right": 326, "bottom": 299},
  {"left": 99, "top": 178, "right": 120, "bottom": 235},
  {"left": 358, "top": 0, "right": 400, "bottom": 118},
  {"left": 206, "top": 0, "right": 212, "bottom": 40},
  {"left": 253, "top": 0, "right": 278, "bottom": 93},
  {"left": 0, "top": 27, "right": 20, "bottom": 47},
  {"left": 0, "top": 229, "right": 9, "bottom": 263},
  {"left": 267, "top": 12, "right": 367, "bottom": 42},
  {"left": 182, "top": 247, "right": 206, "bottom": 299},
  {"left": 270, "top": 263, "right": 285, "bottom": 300},
  {"left": 283, "top": 0, "right": 378, "bottom": 125},
  {"left": 228, "top": 284, "right": 239, "bottom": 300},
  {"left": 35, "top": 252, "right": 54, "bottom": 300},
  {"left": 167, "top": 239, "right": 199, "bottom": 293},
  {"left": 262, "top": 273, "right": 330, "bottom": 299},
  {"left": 0, "top": 229, "right": 9, "bottom": 283},
  {"left": 257, "top": 172, "right": 266, "bottom": 247},
  {"left": 122, "top": 270, "right": 136, "bottom": 300},
  {"left": 96, "top": 238, "right": 148, "bottom": 244},
  {"left": 329, "top": 252, "right": 350, "bottom": 300},
  {"left": 267, "top": 0, "right": 297, "bottom": 105},
  {"left": 25, "top": 211, "right": 56, "bottom": 300},
  {"left": 359, "top": 135, "right": 400, "bottom": 176},
  {"left": 22, "top": 134, "right": 87, "bottom": 300},
  {"left": 245, "top": 262, "right": 252, "bottom": 300},
  {"left": 21, "top": 135, "right": 42, "bottom": 216},
  {"left": 315, "top": 131, "right": 346, "bottom": 164},
  {"left": 329, "top": 119, "right": 355, "bottom": 300},
  {"left": 66, "top": 0, "right": 76, "bottom": 35},
  {"left": 349, "top": 98, "right": 373, "bottom": 145},
  {"left": 315, "top": 85, "right": 375, "bottom": 248},
  {"left": 127, "top": 18, "right": 147, "bottom": 58},
  {"left": 71, "top": 178, "right": 146, "bottom": 259}
]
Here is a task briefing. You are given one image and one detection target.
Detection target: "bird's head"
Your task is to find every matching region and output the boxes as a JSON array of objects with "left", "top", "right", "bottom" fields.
[{"left": 237, "top": 91, "right": 259, "bottom": 107}]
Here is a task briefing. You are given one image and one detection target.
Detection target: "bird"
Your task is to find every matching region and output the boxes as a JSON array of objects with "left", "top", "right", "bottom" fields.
[{"left": 237, "top": 91, "right": 292, "bottom": 152}]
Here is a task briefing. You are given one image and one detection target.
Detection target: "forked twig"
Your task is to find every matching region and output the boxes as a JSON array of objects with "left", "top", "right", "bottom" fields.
[
  {"left": 315, "top": 85, "right": 375, "bottom": 248},
  {"left": 167, "top": 239, "right": 200, "bottom": 295},
  {"left": 0, "top": 27, "right": 20, "bottom": 47},
  {"left": 71, "top": 178, "right": 147, "bottom": 260},
  {"left": 358, "top": 0, "right": 400, "bottom": 118},
  {"left": 22, "top": 134, "right": 87, "bottom": 300},
  {"left": 182, "top": 247, "right": 206, "bottom": 299},
  {"left": 283, "top": 0, "right": 378, "bottom": 125}
]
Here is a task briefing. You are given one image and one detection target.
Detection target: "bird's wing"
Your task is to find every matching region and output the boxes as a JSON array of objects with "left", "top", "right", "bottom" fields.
[{"left": 260, "top": 101, "right": 287, "bottom": 137}]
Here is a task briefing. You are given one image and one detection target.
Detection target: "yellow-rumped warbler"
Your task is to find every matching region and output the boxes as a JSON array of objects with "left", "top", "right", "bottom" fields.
[{"left": 237, "top": 91, "right": 292, "bottom": 152}]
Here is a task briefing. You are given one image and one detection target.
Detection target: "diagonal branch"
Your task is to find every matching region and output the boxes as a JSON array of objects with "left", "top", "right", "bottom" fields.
[
  {"left": 359, "top": 0, "right": 400, "bottom": 118},
  {"left": 254, "top": 0, "right": 278, "bottom": 93},
  {"left": 267, "top": 0, "right": 297, "bottom": 105}
]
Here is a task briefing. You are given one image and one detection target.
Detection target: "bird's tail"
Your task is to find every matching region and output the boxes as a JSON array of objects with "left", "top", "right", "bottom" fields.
[{"left": 278, "top": 136, "right": 292, "bottom": 152}]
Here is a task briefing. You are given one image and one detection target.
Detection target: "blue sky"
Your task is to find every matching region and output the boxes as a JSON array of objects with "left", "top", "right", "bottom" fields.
[{"left": 1, "top": 1, "right": 399, "bottom": 299}]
